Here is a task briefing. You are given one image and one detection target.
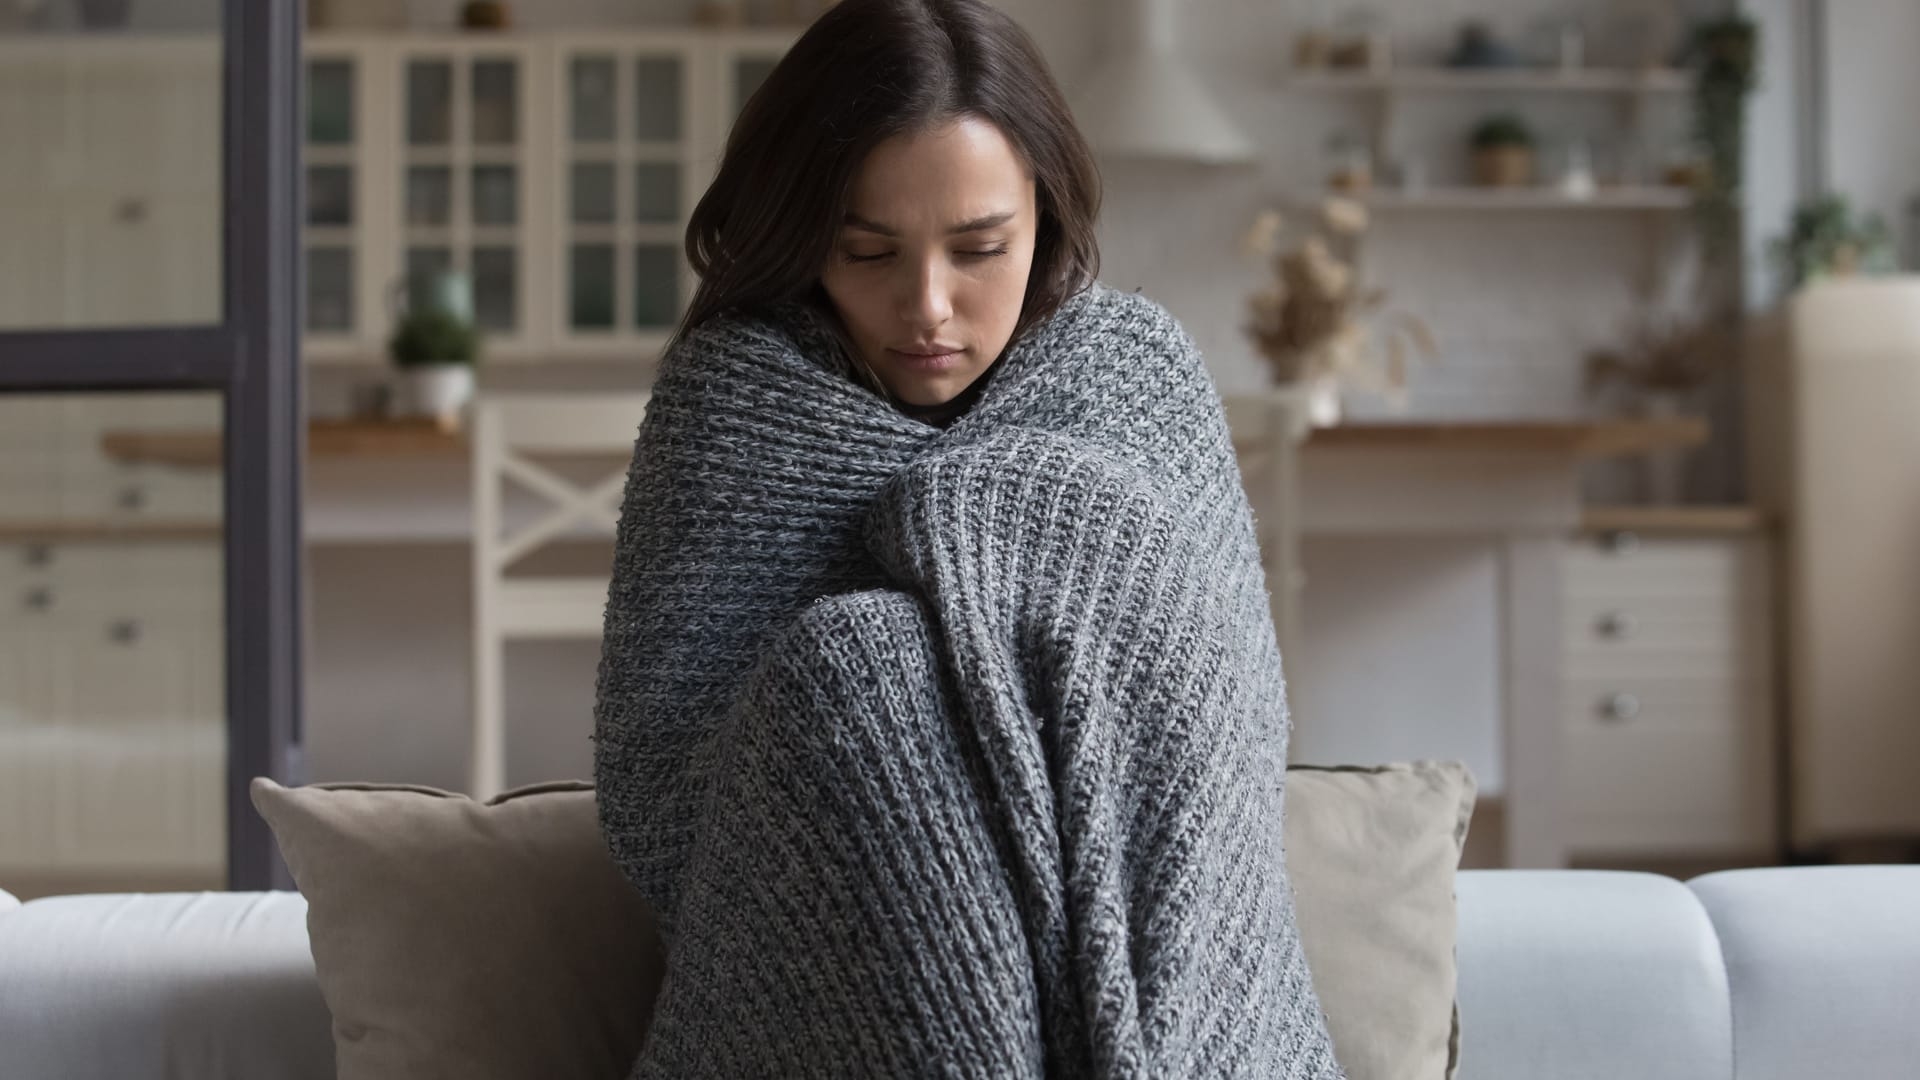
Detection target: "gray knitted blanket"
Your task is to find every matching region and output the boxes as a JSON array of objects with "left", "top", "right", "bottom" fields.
[{"left": 593, "top": 281, "right": 1344, "bottom": 1078}]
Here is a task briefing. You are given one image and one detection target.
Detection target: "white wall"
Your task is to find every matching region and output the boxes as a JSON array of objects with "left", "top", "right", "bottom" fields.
[
  {"left": 1819, "top": 0, "right": 1920, "bottom": 264},
  {"left": 306, "top": 0, "right": 1767, "bottom": 787}
]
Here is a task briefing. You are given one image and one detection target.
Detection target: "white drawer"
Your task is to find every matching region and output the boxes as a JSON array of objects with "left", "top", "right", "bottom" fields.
[
  {"left": 1563, "top": 673, "right": 1777, "bottom": 856},
  {"left": 1564, "top": 534, "right": 1766, "bottom": 600},
  {"left": 1565, "top": 674, "right": 1768, "bottom": 730},
  {"left": 9, "top": 542, "right": 222, "bottom": 624},
  {"left": 58, "top": 464, "right": 224, "bottom": 523},
  {"left": 1564, "top": 720, "right": 1776, "bottom": 855}
]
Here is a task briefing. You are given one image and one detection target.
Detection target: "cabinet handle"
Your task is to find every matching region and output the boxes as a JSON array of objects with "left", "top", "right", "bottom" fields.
[
  {"left": 23, "top": 544, "right": 53, "bottom": 568},
  {"left": 23, "top": 586, "right": 53, "bottom": 613},
  {"left": 1600, "top": 530, "right": 1641, "bottom": 555},
  {"left": 118, "top": 485, "right": 148, "bottom": 511},
  {"left": 1597, "top": 692, "right": 1641, "bottom": 723},
  {"left": 109, "top": 619, "right": 142, "bottom": 645},
  {"left": 1595, "top": 610, "right": 1637, "bottom": 640}
]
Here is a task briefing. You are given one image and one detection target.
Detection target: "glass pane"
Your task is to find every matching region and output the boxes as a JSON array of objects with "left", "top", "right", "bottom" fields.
[
  {"left": 306, "top": 247, "right": 353, "bottom": 332},
  {"left": 634, "top": 57, "right": 682, "bottom": 142},
  {"left": 0, "top": 390, "right": 228, "bottom": 896},
  {"left": 570, "top": 57, "right": 616, "bottom": 143},
  {"left": 470, "top": 60, "right": 518, "bottom": 145},
  {"left": 307, "top": 59, "right": 354, "bottom": 145},
  {"left": 571, "top": 162, "right": 615, "bottom": 225},
  {"left": 633, "top": 163, "right": 680, "bottom": 224},
  {"left": 407, "top": 60, "right": 453, "bottom": 146},
  {"left": 734, "top": 57, "right": 777, "bottom": 120},
  {"left": 473, "top": 247, "right": 516, "bottom": 333},
  {"left": 406, "top": 166, "right": 452, "bottom": 227},
  {"left": 407, "top": 247, "right": 454, "bottom": 292},
  {"left": 471, "top": 165, "right": 518, "bottom": 227},
  {"left": 0, "top": 25, "right": 222, "bottom": 329},
  {"left": 633, "top": 245, "right": 679, "bottom": 328},
  {"left": 570, "top": 245, "right": 615, "bottom": 330},
  {"left": 306, "top": 165, "right": 353, "bottom": 227}
]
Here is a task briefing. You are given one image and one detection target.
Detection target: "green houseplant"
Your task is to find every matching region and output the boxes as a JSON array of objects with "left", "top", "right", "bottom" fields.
[
  {"left": 1469, "top": 114, "right": 1536, "bottom": 188},
  {"left": 388, "top": 270, "right": 482, "bottom": 426},
  {"left": 1770, "top": 195, "right": 1898, "bottom": 291}
]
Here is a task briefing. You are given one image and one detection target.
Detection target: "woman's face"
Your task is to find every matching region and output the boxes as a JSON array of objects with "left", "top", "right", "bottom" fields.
[{"left": 819, "top": 116, "right": 1038, "bottom": 407}]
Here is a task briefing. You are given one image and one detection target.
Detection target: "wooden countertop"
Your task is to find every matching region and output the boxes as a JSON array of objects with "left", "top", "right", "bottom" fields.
[
  {"left": 1299, "top": 417, "right": 1709, "bottom": 458},
  {"left": 105, "top": 415, "right": 1710, "bottom": 468},
  {"left": 102, "top": 416, "right": 466, "bottom": 468},
  {"left": 1579, "top": 504, "right": 1773, "bottom": 534}
]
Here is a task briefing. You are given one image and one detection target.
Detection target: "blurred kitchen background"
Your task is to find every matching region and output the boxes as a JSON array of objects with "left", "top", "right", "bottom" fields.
[{"left": 4, "top": 0, "right": 1920, "bottom": 897}]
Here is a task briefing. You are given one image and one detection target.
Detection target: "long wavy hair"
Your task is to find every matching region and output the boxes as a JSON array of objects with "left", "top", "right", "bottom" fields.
[{"left": 666, "top": 0, "right": 1103, "bottom": 392}]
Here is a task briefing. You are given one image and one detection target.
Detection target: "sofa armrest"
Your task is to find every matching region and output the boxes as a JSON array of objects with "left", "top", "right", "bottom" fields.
[
  {"left": 0, "top": 888, "right": 19, "bottom": 915},
  {"left": 1455, "top": 870, "right": 1732, "bottom": 1080},
  {"left": 1690, "top": 866, "right": 1920, "bottom": 1080},
  {"left": 0, "top": 891, "right": 333, "bottom": 1080}
]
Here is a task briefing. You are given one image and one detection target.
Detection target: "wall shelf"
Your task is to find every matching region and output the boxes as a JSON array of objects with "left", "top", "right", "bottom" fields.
[
  {"left": 1286, "top": 67, "right": 1693, "bottom": 95},
  {"left": 1291, "top": 187, "right": 1694, "bottom": 212}
]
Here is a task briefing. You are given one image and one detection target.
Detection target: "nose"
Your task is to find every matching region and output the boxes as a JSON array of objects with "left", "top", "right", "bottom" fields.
[{"left": 898, "top": 255, "right": 953, "bottom": 331}]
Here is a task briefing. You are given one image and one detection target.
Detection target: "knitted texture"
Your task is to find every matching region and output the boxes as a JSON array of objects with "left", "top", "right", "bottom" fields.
[{"left": 593, "top": 280, "right": 1344, "bottom": 1078}]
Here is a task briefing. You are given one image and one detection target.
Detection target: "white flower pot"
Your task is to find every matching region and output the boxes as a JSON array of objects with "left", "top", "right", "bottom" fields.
[
  {"left": 1306, "top": 375, "right": 1343, "bottom": 427},
  {"left": 404, "top": 364, "right": 475, "bottom": 425}
]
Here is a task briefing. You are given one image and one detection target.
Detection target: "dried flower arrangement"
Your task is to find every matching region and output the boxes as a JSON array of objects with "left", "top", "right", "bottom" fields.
[
  {"left": 1584, "top": 313, "right": 1735, "bottom": 397},
  {"left": 1240, "top": 196, "right": 1436, "bottom": 409}
]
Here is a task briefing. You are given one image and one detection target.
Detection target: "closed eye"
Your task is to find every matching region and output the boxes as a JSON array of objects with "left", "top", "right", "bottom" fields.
[{"left": 843, "top": 248, "right": 1010, "bottom": 264}]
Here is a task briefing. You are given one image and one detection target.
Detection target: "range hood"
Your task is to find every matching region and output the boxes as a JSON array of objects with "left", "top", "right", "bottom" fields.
[{"left": 1067, "top": 0, "right": 1257, "bottom": 165}]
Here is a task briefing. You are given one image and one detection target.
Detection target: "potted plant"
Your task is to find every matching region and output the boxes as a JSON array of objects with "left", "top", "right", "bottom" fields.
[
  {"left": 388, "top": 270, "right": 481, "bottom": 427},
  {"left": 1470, "top": 113, "right": 1536, "bottom": 188},
  {"left": 1769, "top": 194, "right": 1898, "bottom": 292},
  {"left": 1240, "top": 197, "right": 1435, "bottom": 427}
]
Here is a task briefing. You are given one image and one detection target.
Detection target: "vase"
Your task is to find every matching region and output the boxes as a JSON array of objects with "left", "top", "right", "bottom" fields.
[
  {"left": 404, "top": 364, "right": 475, "bottom": 427},
  {"left": 1305, "top": 375, "right": 1343, "bottom": 427},
  {"left": 1637, "top": 390, "right": 1690, "bottom": 504}
]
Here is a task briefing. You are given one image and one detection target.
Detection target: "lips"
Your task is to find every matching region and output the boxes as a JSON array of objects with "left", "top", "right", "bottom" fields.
[{"left": 887, "top": 346, "right": 964, "bottom": 372}]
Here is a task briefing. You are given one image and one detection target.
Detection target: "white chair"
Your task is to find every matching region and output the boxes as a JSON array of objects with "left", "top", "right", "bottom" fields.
[{"left": 469, "top": 392, "right": 649, "bottom": 800}]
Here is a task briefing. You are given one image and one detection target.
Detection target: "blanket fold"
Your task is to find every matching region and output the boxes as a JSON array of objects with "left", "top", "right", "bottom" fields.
[{"left": 594, "top": 281, "right": 1344, "bottom": 1078}]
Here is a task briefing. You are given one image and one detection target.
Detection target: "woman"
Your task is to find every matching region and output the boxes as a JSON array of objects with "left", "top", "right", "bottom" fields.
[{"left": 593, "top": 1, "right": 1344, "bottom": 1076}]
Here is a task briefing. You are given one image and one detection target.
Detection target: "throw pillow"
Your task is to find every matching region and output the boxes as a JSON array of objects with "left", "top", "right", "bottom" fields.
[
  {"left": 1285, "top": 761, "right": 1477, "bottom": 1080},
  {"left": 255, "top": 760, "right": 1473, "bottom": 1080},
  {"left": 249, "top": 777, "right": 663, "bottom": 1080}
]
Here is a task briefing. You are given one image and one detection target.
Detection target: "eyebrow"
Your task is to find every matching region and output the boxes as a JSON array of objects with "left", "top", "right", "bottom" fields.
[{"left": 841, "top": 210, "right": 1016, "bottom": 237}]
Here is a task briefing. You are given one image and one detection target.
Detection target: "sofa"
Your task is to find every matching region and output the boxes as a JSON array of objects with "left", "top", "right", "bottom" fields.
[{"left": 2, "top": 865, "right": 1916, "bottom": 1079}]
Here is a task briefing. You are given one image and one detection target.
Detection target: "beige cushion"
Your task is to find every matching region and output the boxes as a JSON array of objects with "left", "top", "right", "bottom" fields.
[
  {"left": 1287, "top": 761, "right": 1476, "bottom": 1080},
  {"left": 249, "top": 778, "right": 664, "bottom": 1080},
  {"left": 254, "top": 761, "right": 1473, "bottom": 1080}
]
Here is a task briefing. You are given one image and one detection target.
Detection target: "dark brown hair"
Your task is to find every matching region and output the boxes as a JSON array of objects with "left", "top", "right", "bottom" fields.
[{"left": 665, "top": 0, "right": 1102, "bottom": 370}]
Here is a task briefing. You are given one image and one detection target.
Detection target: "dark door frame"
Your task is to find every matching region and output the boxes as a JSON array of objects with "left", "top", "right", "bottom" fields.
[{"left": 0, "top": 0, "right": 303, "bottom": 890}]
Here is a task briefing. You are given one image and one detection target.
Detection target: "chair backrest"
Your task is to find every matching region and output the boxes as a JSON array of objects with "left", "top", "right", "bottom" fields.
[
  {"left": 471, "top": 392, "right": 649, "bottom": 577},
  {"left": 468, "top": 391, "right": 649, "bottom": 799}
]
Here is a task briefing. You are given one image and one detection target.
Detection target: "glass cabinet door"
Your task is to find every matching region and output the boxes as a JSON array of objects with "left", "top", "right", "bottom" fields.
[
  {"left": 560, "top": 46, "right": 689, "bottom": 340},
  {"left": 400, "top": 49, "right": 528, "bottom": 342},
  {"left": 303, "top": 55, "right": 359, "bottom": 339}
]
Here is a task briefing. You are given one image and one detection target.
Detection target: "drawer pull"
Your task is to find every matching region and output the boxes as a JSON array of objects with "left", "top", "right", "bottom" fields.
[
  {"left": 1595, "top": 610, "right": 1637, "bottom": 640},
  {"left": 22, "top": 586, "right": 52, "bottom": 613},
  {"left": 118, "top": 485, "right": 148, "bottom": 511},
  {"left": 1597, "top": 692, "right": 1641, "bottom": 723},
  {"left": 109, "top": 619, "right": 142, "bottom": 645},
  {"left": 23, "top": 544, "right": 53, "bottom": 568}
]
